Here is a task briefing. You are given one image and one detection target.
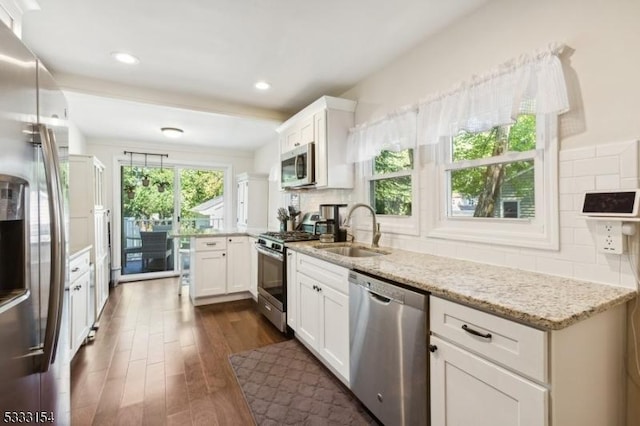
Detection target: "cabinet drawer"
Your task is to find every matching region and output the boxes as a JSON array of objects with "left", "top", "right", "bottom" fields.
[
  {"left": 70, "top": 250, "right": 91, "bottom": 282},
  {"left": 296, "top": 253, "right": 348, "bottom": 294},
  {"left": 430, "top": 297, "right": 547, "bottom": 383},
  {"left": 194, "top": 237, "right": 226, "bottom": 252}
]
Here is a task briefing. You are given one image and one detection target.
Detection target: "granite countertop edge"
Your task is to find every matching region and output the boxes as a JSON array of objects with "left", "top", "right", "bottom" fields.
[{"left": 287, "top": 242, "right": 638, "bottom": 331}]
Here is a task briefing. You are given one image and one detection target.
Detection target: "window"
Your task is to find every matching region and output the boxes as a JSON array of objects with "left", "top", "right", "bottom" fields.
[
  {"left": 428, "top": 114, "right": 559, "bottom": 250},
  {"left": 448, "top": 115, "right": 536, "bottom": 219},
  {"left": 369, "top": 149, "right": 413, "bottom": 216},
  {"left": 364, "top": 148, "right": 419, "bottom": 235}
]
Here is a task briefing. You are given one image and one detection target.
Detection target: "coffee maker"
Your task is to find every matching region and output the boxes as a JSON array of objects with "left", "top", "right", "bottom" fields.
[{"left": 316, "top": 203, "right": 347, "bottom": 242}]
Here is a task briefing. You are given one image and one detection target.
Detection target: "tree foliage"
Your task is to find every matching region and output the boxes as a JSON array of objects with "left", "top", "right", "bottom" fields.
[
  {"left": 372, "top": 149, "right": 413, "bottom": 215},
  {"left": 122, "top": 167, "right": 224, "bottom": 221}
]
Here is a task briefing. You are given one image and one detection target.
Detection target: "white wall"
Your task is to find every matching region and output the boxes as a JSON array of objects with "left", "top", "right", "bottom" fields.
[
  {"left": 67, "top": 121, "right": 87, "bottom": 154},
  {"left": 343, "top": 0, "right": 640, "bottom": 150}
]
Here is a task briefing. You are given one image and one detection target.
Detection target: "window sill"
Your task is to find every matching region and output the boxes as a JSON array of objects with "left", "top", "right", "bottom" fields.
[{"left": 427, "top": 225, "right": 559, "bottom": 251}]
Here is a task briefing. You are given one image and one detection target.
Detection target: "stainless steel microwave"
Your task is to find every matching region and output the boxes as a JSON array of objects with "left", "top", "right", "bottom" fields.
[{"left": 281, "top": 143, "right": 315, "bottom": 188}]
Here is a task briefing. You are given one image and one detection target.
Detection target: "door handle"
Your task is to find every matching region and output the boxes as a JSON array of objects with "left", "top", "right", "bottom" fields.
[
  {"left": 462, "top": 324, "right": 492, "bottom": 340},
  {"left": 36, "top": 124, "right": 66, "bottom": 372}
]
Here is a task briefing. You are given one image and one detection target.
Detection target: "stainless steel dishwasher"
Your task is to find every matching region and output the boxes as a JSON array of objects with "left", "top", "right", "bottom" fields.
[{"left": 349, "top": 270, "right": 428, "bottom": 426}]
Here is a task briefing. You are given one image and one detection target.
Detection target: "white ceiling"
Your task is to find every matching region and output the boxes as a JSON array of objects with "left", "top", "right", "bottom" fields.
[{"left": 21, "top": 0, "right": 488, "bottom": 150}]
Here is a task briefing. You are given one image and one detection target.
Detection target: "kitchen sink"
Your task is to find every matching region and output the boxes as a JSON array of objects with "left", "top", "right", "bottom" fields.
[{"left": 318, "top": 246, "right": 388, "bottom": 258}]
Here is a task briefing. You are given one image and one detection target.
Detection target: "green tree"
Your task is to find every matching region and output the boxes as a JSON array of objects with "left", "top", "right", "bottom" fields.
[
  {"left": 372, "top": 149, "right": 413, "bottom": 215},
  {"left": 122, "top": 167, "right": 224, "bottom": 222}
]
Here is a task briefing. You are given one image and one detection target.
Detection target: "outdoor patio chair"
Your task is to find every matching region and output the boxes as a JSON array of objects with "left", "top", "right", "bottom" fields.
[{"left": 140, "top": 231, "right": 172, "bottom": 271}]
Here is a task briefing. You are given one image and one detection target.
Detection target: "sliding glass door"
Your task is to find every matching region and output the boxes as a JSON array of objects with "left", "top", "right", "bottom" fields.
[{"left": 119, "top": 162, "right": 225, "bottom": 279}]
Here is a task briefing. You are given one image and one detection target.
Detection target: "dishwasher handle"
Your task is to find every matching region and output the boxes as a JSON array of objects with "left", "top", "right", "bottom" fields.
[{"left": 367, "top": 289, "right": 391, "bottom": 304}]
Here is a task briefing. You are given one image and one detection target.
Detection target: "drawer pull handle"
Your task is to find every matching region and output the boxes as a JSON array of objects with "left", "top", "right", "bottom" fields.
[
  {"left": 264, "top": 304, "right": 271, "bottom": 311},
  {"left": 205, "top": 242, "right": 217, "bottom": 246},
  {"left": 462, "top": 324, "right": 492, "bottom": 340},
  {"left": 71, "top": 267, "right": 80, "bottom": 272}
]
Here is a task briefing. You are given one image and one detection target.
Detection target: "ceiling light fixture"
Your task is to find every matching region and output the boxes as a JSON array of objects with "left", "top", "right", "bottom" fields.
[
  {"left": 161, "top": 127, "right": 184, "bottom": 138},
  {"left": 111, "top": 51, "right": 140, "bottom": 65},
  {"left": 255, "top": 80, "right": 271, "bottom": 90}
]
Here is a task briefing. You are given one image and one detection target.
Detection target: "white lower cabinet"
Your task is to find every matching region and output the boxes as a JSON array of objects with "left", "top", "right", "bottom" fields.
[
  {"left": 226, "top": 236, "right": 249, "bottom": 292},
  {"left": 190, "top": 236, "right": 253, "bottom": 305},
  {"left": 294, "top": 253, "right": 350, "bottom": 384},
  {"left": 430, "top": 336, "right": 547, "bottom": 426},
  {"left": 69, "top": 249, "right": 91, "bottom": 358},
  {"left": 190, "top": 237, "right": 227, "bottom": 299},
  {"left": 430, "top": 296, "right": 627, "bottom": 426},
  {"left": 249, "top": 237, "right": 258, "bottom": 299},
  {"left": 193, "top": 250, "right": 227, "bottom": 297},
  {"left": 285, "top": 249, "right": 297, "bottom": 329}
]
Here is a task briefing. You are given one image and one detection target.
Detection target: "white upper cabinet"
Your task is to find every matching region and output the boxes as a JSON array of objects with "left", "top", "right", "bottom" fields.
[
  {"left": 277, "top": 96, "right": 356, "bottom": 189},
  {"left": 236, "top": 173, "right": 268, "bottom": 231}
]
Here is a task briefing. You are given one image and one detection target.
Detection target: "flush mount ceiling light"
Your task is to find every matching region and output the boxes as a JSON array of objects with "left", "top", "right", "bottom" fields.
[
  {"left": 111, "top": 51, "right": 140, "bottom": 65},
  {"left": 161, "top": 127, "right": 183, "bottom": 138},
  {"left": 254, "top": 80, "right": 271, "bottom": 90}
]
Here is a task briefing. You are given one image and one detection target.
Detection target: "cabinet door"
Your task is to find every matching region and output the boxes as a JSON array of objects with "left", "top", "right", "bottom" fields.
[
  {"left": 430, "top": 336, "right": 547, "bottom": 426},
  {"left": 296, "top": 273, "right": 319, "bottom": 347},
  {"left": 249, "top": 238, "right": 258, "bottom": 299},
  {"left": 227, "top": 237, "right": 249, "bottom": 293},
  {"left": 95, "top": 254, "right": 109, "bottom": 319},
  {"left": 317, "top": 282, "right": 349, "bottom": 382},
  {"left": 299, "top": 115, "right": 315, "bottom": 144},
  {"left": 286, "top": 250, "right": 297, "bottom": 330},
  {"left": 283, "top": 126, "right": 300, "bottom": 152},
  {"left": 236, "top": 181, "right": 246, "bottom": 227},
  {"left": 193, "top": 250, "right": 227, "bottom": 297},
  {"left": 70, "top": 271, "right": 90, "bottom": 357}
]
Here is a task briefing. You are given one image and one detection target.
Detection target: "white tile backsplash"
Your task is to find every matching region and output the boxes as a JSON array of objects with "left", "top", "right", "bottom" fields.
[{"left": 283, "top": 140, "right": 639, "bottom": 290}]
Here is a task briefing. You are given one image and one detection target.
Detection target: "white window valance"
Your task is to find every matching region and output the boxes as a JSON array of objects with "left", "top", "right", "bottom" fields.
[
  {"left": 346, "top": 107, "right": 417, "bottom": 164},
  {"left": 418, "top": 43, "right": 569, "bottom": 145},
  {"left": 345, "top": 43, "right": 570, "bottom": 162}
]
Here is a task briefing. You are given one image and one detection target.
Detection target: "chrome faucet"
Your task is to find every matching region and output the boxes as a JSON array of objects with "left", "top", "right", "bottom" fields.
[{"left": 343, "top": 203, "right": 381, "bottom": 248}]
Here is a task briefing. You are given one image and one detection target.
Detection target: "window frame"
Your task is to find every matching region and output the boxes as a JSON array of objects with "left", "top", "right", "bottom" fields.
[
  {"left": 427, "top": 114, "right": 559, "bottom": 250},
  {"left": 362, "top": 148, "right": 420, "bottom": 236}
]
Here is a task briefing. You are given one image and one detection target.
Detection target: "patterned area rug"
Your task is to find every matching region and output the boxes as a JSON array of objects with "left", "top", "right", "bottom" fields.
[{"left": 229, "top": 339, "right": 377, "bottom": 425}]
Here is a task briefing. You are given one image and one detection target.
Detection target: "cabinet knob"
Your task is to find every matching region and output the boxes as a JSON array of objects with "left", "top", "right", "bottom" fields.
[
  {"left": 429, "top": 344, "right": 438, "bottom": 353},
  {"left": 222, "top": 253, "right": 226, "bottom": 257}
]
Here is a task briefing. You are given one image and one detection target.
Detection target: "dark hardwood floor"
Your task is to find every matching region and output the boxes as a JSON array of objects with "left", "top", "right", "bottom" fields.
[{"left": 70, "top": 278, "right": 289, "bottom": 426}]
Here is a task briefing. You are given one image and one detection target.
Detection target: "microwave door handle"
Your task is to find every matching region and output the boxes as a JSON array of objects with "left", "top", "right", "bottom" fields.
[
  {"left": 35, "top": 124, "right": 66, "bottom": 372},
  {"left": 294, "top": 155, "right": 300, "bottom": 179}
]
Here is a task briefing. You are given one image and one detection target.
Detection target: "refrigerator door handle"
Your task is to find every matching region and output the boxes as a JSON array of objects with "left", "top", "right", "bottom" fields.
[{"left": 36, "top": 124, "right": 66, "bottom": 372}]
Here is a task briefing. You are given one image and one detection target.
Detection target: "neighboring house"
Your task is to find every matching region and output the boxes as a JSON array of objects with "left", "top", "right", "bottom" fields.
[
  {"left": 190, "top": 196, "right": 224, "bottom": 228},
  {"left": 496, "top": 166, "right": 535, "bottom": 219}
]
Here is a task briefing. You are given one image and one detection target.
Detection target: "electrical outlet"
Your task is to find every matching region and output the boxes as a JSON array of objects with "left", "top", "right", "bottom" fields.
[{"left": 596, "top": 221, "right": 626, "bottom": 254}]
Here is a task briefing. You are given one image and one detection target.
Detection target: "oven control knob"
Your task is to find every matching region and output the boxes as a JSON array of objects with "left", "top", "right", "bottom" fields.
[
  {"left": 257, "top": 239, "right": 266, "bottom": 245},
  {"left": 273, "top": 244, "right": 281, "bottom": 251}
]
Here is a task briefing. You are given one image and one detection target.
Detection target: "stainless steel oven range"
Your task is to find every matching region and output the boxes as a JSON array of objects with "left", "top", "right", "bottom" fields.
[{"left": 255, "top": 231, "right": 318, "bottom": 332}]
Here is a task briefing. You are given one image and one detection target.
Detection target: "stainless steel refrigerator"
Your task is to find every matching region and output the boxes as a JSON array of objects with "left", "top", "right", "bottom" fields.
[{"left": 0, "top": 23, "right": 70, "bottom": 425}]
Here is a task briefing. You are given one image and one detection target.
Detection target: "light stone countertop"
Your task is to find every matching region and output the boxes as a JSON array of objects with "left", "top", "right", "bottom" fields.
[
  {"left": 287, "top": 241, "right": 637, "bottom": 331},
  {"left": 169, "top": 228, "right": 266, "bottom": 238}
]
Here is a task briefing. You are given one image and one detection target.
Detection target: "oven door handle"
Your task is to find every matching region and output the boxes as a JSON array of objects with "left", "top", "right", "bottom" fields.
[{"left": 255, "top": 244, "right": 284, "bottom": 261}]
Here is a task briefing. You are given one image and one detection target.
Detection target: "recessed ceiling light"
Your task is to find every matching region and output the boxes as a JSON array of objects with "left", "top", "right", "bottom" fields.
[
  {"left": 161, "top": 127, "right": 184, "bottom": 138},
  {"left": 255, "top": 80, "right": 271, "bottom": 90},
  {"left": 111, "top": 51, "right": 140, "bottom": 65}
]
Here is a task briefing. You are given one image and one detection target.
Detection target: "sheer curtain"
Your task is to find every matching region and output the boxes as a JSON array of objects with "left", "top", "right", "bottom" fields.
[
  {"left": 418, "top": 43, "right": 569, "bottom": 146},
  {"left": 346, "top": 43, "right": 569, "bottom": 163},
  {"left": 346, "top": 107, "right": 417, "bottom": 163}
]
